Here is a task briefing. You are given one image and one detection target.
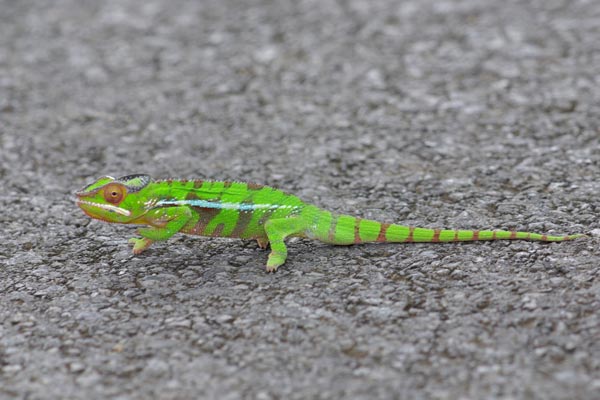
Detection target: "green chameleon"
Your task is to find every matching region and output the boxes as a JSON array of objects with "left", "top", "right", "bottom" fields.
[{"left": 75, "top": 174, "right": 585, "bottom": 272}]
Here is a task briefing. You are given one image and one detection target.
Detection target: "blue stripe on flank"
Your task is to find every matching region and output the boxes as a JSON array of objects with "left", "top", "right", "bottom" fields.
[{"left": 156, "top": 199, "right": 295, "bottom": 211}]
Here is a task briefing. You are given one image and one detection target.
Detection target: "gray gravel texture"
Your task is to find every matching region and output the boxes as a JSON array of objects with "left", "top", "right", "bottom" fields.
[{"left": 1, "top": 0, "right": 599, "bottom": 399}]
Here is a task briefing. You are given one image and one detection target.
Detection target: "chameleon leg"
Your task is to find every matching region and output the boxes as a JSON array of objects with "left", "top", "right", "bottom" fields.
[
  {"left": 263, "top": 217, "right": 305, "bottom": 272},
  {"left": 129, "top": 237, "right": 155, "bottom": 254},
  {"left": 129, "top": 206, "right": 193, "bottom": 254},
  {"left": 256, "top": 237, "right": 269, "bottom": 249}
]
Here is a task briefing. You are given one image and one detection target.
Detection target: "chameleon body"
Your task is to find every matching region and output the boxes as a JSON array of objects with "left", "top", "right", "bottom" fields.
[{"left": 75, "top": 174, "right": 585, "bottom": 272}]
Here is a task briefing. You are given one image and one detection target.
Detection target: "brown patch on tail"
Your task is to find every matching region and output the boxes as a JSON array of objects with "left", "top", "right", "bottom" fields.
[
  {"left": 405, "top": 226, "right": 415, "bottom": 243},
  {"left": 354, "top": 218, "right": 362, "bottom": 244},
  {"left": 432, "top": 229, "right": 441, "bottom": 243},
  {"left": 376, "top": 223, "right": 390, "bottom": 242}
]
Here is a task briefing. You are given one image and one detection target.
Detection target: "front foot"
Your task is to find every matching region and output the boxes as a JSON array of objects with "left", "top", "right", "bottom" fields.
[
  {"left": 128, "top": 237, "right": 154, "bottom": 254},
  {"left": 265, "top": 251, "right": 286, "bottom": 272}
]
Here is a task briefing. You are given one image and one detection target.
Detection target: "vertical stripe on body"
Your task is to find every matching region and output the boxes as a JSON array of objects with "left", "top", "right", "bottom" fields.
[
  {"left": 230, "top": 209, "right": 255, "bottom": 238},
  {"left": 203, "top": 209, "right": 239, "bottom": 237},
  {"left": 187, "top": 207, "right": 221, "bottom": 235}
]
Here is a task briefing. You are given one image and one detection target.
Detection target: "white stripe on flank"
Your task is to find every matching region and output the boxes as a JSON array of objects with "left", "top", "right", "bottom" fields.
[{"left": 156, "top": 199, "right": 298, "bottom": 211}]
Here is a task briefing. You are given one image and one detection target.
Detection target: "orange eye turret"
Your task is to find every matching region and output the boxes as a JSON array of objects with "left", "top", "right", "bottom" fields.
[{"left": 103, "top": 184, "right": 126, "bottom": 204}]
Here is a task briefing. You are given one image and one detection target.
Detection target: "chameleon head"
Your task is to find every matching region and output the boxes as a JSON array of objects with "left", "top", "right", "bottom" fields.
[{"left": 75, "top": 174, "right": 152, "bottom": 223}]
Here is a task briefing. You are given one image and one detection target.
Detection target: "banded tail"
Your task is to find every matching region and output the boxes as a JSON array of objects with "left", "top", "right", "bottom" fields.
[{"left": 303, "top": 208, "right": 585, "bottom": 245}]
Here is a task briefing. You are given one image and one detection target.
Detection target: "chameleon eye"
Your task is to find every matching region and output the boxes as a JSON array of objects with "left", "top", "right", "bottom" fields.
[{"left": 103, "top": 184, "right": 125, "bottom": 204}]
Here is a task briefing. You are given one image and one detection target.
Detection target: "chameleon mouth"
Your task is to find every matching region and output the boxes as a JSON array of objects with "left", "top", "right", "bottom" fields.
[{"left": 75, "top": 199, "right": 132, "bottom": 217}]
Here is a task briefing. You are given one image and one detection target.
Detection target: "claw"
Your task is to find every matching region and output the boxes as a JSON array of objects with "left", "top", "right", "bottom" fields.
[
  {"left": 265, "top": 251, "right": 286, "bottom": 272},
  {"left": 128, "top": 237, "right": 153, "bottom": 254}
]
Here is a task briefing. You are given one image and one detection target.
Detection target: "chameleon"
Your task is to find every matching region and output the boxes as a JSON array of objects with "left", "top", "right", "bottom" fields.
[{"left": 75, "top": 174, "right": 585, "bottom": 272}]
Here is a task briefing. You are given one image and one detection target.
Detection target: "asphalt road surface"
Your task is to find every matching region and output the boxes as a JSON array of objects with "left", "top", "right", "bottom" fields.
[{"left": 1, "top": 0, "right": 599, "bottom": 399}]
